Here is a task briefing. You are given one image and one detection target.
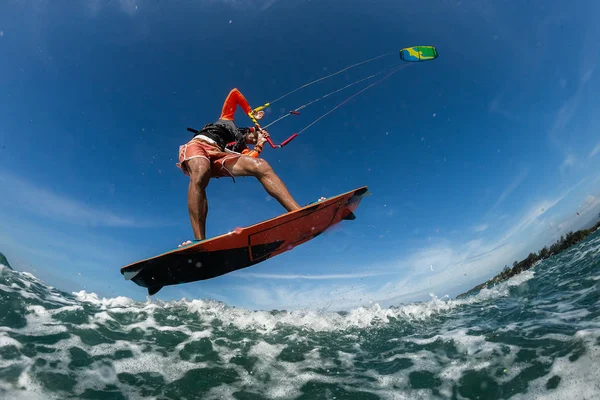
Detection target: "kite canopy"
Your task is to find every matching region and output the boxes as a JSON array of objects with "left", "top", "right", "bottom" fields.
[{"left": 399, "top": 46, "right": 439, "bottom": 62}]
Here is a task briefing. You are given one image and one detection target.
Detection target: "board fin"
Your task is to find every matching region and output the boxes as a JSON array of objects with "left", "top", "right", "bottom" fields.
[
  {"left": 343, "top": 212, "right": 356, "bottom": 220},
  {"left": 148, "top": 286, "right": 163, "bottom": 296},
  {"left": 356, "top": 187, "right": 371, "bottom": 197}
]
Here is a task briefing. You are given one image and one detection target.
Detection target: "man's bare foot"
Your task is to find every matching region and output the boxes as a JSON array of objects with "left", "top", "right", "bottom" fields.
[
  {"left": 307, "top": 196, "right": 327, "bottom": 206},
  {"left": 178, "top": 240, "right": 202, "bottom": 248}
]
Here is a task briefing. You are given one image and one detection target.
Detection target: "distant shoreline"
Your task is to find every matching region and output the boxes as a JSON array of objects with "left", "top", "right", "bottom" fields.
[{"left": 457, "top": 219, "right": 600, "bottom": 299}]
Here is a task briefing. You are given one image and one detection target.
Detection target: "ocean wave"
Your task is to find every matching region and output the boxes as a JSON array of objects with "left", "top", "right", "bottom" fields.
[{"left": 1, "top": 236, "right": 599, "bottom": 399}]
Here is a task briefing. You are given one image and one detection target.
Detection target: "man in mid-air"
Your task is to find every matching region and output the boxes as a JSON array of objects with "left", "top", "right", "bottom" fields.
[{"left": 176, "top": 88, "right": 302, "bottom": 247}]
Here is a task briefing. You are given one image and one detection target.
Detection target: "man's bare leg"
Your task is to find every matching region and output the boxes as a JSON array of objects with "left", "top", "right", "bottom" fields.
[
  {"left": 180, "top": 157, "right": 211, "bottom": 246},
  {"left": 227, "top": 156, "right": 301, "bottom": 211}
]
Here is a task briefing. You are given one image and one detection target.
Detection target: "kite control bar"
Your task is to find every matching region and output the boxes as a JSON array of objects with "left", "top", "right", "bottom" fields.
[
  {"left": 247, "top": 103, "right": 299, "bottom": 148},
  {"left": 268, "top": 132, "right": 299, "bottom": 148},
  {"left": 255, "top": 123, "right": 299, "bottom": 149}
]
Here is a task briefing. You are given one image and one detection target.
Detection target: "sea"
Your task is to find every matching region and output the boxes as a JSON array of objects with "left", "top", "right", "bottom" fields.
[{"left": 1, "top": 232, "right": 599, "bottom": 399}]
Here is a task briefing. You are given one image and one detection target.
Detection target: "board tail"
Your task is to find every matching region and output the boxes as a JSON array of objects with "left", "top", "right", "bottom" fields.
[{"left": 123, "top": 269, "right": 143, "bottom": 281}]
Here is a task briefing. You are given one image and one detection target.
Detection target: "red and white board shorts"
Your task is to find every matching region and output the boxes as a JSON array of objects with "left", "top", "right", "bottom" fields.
[{"left": 176, "top": 138, "right": 241, "bottom": 178}]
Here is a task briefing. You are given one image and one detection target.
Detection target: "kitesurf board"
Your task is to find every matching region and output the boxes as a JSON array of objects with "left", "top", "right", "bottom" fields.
[{"left": 120, "top": 186, "right": 370, "bottom": 295}]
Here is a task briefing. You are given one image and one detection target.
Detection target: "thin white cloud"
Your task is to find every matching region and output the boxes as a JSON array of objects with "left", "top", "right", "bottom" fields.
[
  {"left": 0, "top": 171, "right": 158, "bottom": 228},
  {"left": 236, "top": 271, "right": 392, "bottom": 280},
  {"left": 233, "top": 239, "right": 520, "bottom": 310},
  {"left": 580, "top": 195, "right": 599, "bottom": 210},
  {"left": 473, "top": 223, "right": 489, "bottom": 233},
  {"left": 489, "top": 93, "right": 519, "bottom": 122},
  {"left": 464, "top": 242, "right": 510, "bottom": 263},
  {"left": 550, "top": 102, "right": 578, "bottom": 146},
  {"left": 548, "top": 54, "right": 595, "bottom": 151},
  {"left": 589, "top": 143, "right": 600, "bottom": 158},
  {"left": 494, "top": 169, "right": 529, "bottom": 208},
  {"left": 84, "top": 0, "right": 138, "bottom": 16},
  {"left": 230, "top": 235, "right": 516, "bottom": 310},
  {"left": 0, "top": 210, "right": 141, "bottom": 267},
  {"left": 560, "top": 154, "right": 576, "bottom": 174},
  {"left": 118, "top": 0, "right": 138, "bottom": 15},
  {"left": 84, "top": 0, "right": 278, "bottom": 16},
  {"left": 497, "top": 184, "right": 577, "bottom": 245}
]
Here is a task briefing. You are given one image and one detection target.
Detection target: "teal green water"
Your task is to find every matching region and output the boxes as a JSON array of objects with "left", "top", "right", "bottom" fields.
[{"left": 1, "top": 233, "right": 599, "bottom": 399}]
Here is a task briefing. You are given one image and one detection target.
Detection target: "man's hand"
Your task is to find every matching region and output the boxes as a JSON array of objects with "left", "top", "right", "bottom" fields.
[
  {"left": 252, "top": 110, "right": 265, "bottom": 121},
  {"left": 259, "top": 128, "right": 270, "bottom": 138},
  {"left": 256, "top": 129, "right": 270, "bottom": 146}
]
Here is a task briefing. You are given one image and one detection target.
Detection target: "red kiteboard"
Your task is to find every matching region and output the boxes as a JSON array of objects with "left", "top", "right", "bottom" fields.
[{"left": 120, "top": 186, "right": 369, "bottom": 295}]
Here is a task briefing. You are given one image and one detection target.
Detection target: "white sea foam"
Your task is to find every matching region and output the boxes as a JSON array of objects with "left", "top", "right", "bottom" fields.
[{"left": 512, "top": 330, "right": 600, "bottom": 399}]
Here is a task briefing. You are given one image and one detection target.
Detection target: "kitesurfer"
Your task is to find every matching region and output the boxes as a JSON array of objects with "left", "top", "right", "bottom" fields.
[{"left": 176, "top": 88, "right": 301, "bottom": 246}]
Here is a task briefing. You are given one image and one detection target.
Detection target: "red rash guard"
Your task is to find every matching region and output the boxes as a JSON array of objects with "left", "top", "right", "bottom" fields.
[{"left": 220, "top": 88, "right": 253, "bottom": 120}]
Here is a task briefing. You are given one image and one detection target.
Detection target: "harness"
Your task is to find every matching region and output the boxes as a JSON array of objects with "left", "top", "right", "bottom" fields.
[{"left": 194, "top": 120, "right": 247, "bottom": 152}]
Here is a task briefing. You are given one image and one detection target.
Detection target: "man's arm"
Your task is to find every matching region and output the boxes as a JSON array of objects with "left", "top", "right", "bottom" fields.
[{"left": 220, "top": 88, "right": 253, "bottom": 121}]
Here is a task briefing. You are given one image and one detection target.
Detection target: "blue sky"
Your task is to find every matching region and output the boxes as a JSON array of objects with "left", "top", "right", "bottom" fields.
[{"left": 1, "top": 0, "right": 600, "bottom": 310}]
